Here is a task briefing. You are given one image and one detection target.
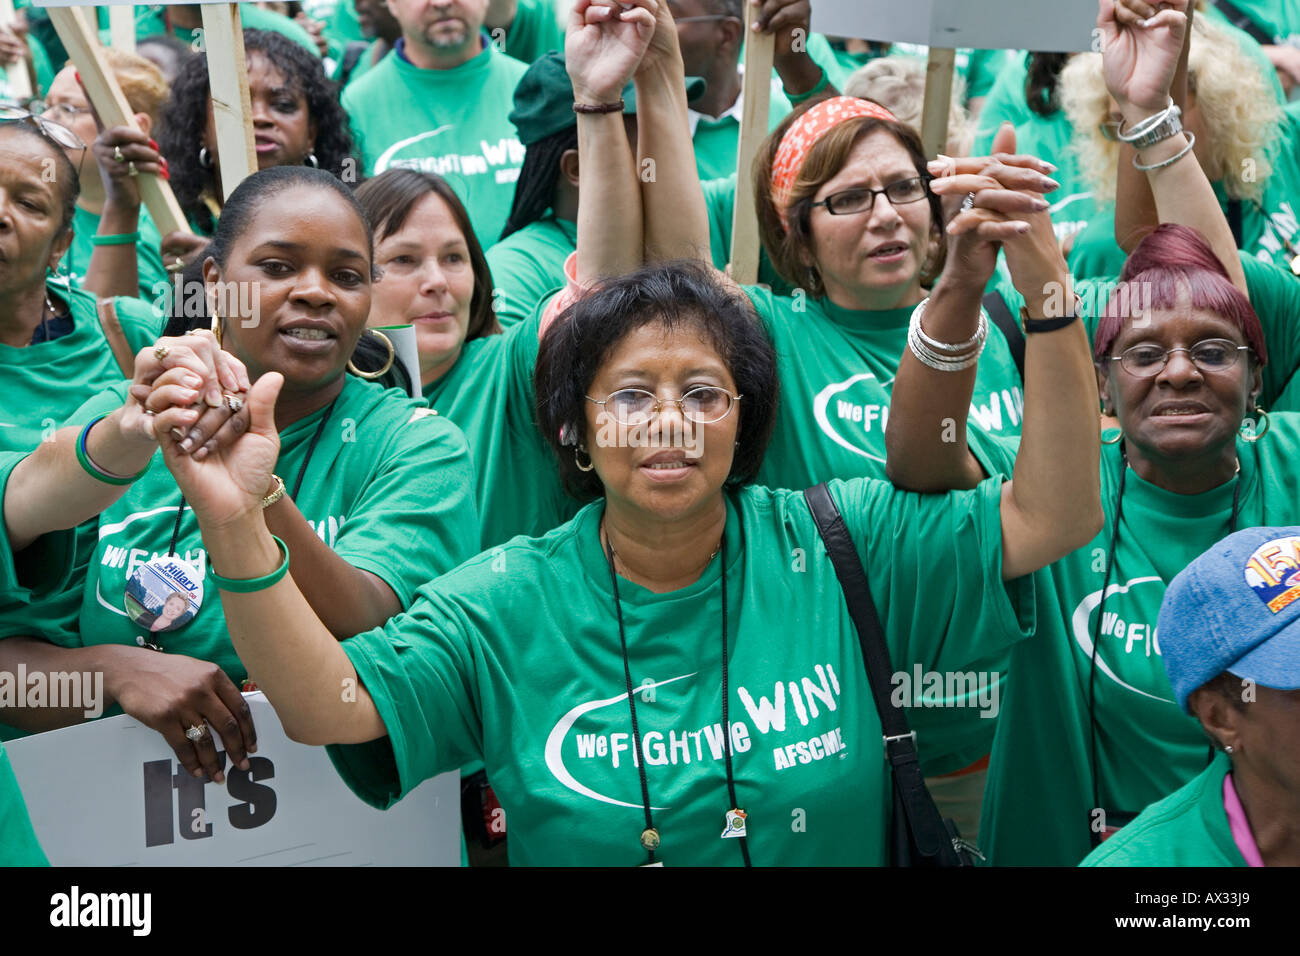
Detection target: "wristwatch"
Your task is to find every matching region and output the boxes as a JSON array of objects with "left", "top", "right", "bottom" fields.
[
  {"left": 1118, "top": 103, "right": 1183, "bottom": 150},
  {"left": 1021, "top": 293, "right": 1083, "bottom": 334},
  {"left": 261, "top": 474, "right": 286, "bottom": 509}
]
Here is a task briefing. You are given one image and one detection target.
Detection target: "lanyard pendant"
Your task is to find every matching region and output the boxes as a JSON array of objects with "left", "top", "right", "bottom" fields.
[
  {"left": 722, "top": 808, "right": 748, "bottom": 839},
  {"left": 639, "top": 827, "right": 660, "bottom": 851},
  {"left": 125, "top": 555, "right": 203, "bottom": 633}
]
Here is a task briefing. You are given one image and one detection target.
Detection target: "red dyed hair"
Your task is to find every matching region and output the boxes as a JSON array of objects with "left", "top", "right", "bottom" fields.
[{"left": 1093, "top": 224, "right": 1267, "bottom": 366}]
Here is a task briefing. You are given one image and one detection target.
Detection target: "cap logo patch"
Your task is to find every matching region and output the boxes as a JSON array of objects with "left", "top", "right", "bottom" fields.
[{"left": 1244, "top": 536, "right": 1300, "bottom": 613}]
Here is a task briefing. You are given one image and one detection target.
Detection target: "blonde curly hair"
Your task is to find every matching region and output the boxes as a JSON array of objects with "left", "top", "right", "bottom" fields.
[
  {"left": 844, "top": 56, "right": 974, "bottom": 157},
  {"left": 1059, "top": 15, "right": 1282, "bottom": 204},
  {"left": 69, "top": 48, "right": 169, "bottom": 125}
]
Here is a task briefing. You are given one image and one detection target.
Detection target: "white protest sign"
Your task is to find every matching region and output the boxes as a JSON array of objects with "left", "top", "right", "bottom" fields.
[
  {"left": 810, "top": 0, "right": 1099, "bottom": 53},
  {"left": 7, "top": 693, "right": 461, "bottom": 866}
]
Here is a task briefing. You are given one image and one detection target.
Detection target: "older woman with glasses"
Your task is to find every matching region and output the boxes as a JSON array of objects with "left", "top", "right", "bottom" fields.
[{"left": 0, "top": 110, "right": 161, "bottom": 455}]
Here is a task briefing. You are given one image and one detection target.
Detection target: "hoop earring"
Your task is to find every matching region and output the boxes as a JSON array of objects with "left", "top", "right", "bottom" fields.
[
  {"left": 1241, "top": 406, "right": 1270, "bottom": 443},
  {"left": 347, "top": 329, "right": 396, "bottom": 379},
  {"left": 574, "top": 446, "right": 595, "bottom": 472},
  {"left": 199, "top": 147, "right": 213, "bottom": 169},
  {"left": 304, "top": 153, "right": 319, "bottom": 168},
  {"left": 1101, "top": 429, "right": 1123, "bottom": 445},
  {"left": 210, "top": 312, "right": 222, "bottom": 349}
]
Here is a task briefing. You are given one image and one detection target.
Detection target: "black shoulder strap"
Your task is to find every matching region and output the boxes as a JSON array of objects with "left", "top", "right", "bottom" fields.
[
  {"left": 802, "top": 482, "right": 958, "bottom": 864},
  {"left": 983, "top": 290, "right": 1025, "bottom": 383},
  {"left": 1212, "top": 0, "right": 1275, "bottom": 45},
  {"left": 1228, "top": 199, "right": 1245, "bottom": 249}
]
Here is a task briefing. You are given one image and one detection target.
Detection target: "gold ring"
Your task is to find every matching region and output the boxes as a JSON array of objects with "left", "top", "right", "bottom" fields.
[
  {"left": 128, "top": 161, "right": 138, "bottom": 177},
  {"left": 153, "top": 345, "right": 170, "bottom": 361},
  {"left": 113, "top": 145, "right": 125, "bottom": 163}
]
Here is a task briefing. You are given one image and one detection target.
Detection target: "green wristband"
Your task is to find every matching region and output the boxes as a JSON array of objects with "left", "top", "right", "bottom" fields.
[
  {"left": 209, "top": 535, "right": 290, "bottom": 593},
  {"left": 76, "top": 414, "right": 148, "bottom": 485},
  {"left": 90, "top": 231, "right": 140, "bottom": 246},
  {"left": 786, "top": 67, "right": 830, "bottom": 105}
]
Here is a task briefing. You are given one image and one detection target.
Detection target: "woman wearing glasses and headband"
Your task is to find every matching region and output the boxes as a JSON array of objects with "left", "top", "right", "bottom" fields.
[
  {"left": 0, "top": 166, "right": 479, "bottom": 786},
  {"left": 885, "top": 1, "right": 1300, "bottom": 866},
  {"left": 0, "top": 110, "right": 161, "bottom": 455},
  {"left": 38, "top": 49, "right": 172, "bottom": 302}
]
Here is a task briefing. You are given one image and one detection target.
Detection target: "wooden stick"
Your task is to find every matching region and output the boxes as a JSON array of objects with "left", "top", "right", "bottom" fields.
[
  {"left": 199, "top": 3, "right": 256, "bottom": 200},
  {"left": 109, "top": 5, "right": 136, "bottom": 52},
  {"left": 728, "top": 18, "right": 775, "bottom": 285},
  {"left": 0, "top": 0, "right": 32, "bottom": 100},
  {"left": 47, "top": 7, "right": 190, "bottom": 236},
  {"left": 921, "top": 47, "right": 956, "bottom": 160}
]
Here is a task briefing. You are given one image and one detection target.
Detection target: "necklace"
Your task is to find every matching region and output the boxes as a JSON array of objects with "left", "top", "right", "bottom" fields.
[
  {"left": 601, "top": 519, "right": 750, "bottom": 867},
  {"left": 1086, "top": 443, "right": 1243, "bottom": 843},
  {"left": 126, "top": 396, "right": 338, "bottom": 648}
]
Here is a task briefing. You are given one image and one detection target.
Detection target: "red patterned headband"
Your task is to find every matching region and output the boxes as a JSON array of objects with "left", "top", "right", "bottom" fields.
[{"left": 770, "top": 96, "right": 898, "bottom": 232}]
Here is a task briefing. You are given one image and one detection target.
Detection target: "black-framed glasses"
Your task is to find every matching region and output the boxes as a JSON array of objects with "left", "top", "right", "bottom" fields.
[
  {"left": 1110, "top": 339, "right": 1252, "bottom": 377},
  {"left": 810, "top": 176, "right": 932, "bottom": 216},
  {"left": 586, "top": 386, "right": 743, "bottom": 425},
  {"left": 0, "top": 103, "right": 86, "bottom": 152}
]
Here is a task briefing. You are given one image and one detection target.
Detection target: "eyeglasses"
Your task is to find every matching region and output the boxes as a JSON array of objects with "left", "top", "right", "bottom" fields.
[
  {"left": 30, "top": 100, "right": 93, "bottom": 125},
  {"left": 1110, "top": 339, "right": 1252, "bottom": 377},
  {"left": 0, "top": 104, "right": 86, "bottom": 152},
  {"left": 809, "top": 176, "right": 932, "bottom": 216},
  {"left": 586, "top": 386, "right": 743, "bottom": 425}
]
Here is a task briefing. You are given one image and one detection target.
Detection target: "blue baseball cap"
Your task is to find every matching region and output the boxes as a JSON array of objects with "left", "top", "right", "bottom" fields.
[{"left": 1160, "top": 526, "right": 1300, "bottom": 712}]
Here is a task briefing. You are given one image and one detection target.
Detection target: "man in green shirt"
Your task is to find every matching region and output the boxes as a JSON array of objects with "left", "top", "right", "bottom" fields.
[{"left": 342, "top": 0, "right": 527, "bottom": 248}]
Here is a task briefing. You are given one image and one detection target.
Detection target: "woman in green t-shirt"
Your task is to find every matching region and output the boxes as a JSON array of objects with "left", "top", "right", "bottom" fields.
[
  {"left": 1, "top": 166, "right": 479, "bottom": 786},
  {"left": 1084, "top": 524, "right": 1300, "bottom": 867},
  {"left": 156, "top": 29, "right": 358, "bottom": 261},
  {"left": 38, "top": 50, "right": 171, "bottom": 302}
]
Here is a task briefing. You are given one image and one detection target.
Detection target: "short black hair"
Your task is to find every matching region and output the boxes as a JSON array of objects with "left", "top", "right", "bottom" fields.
[{"left": 535, "top": 261, "right": 778, "bottom": 501}]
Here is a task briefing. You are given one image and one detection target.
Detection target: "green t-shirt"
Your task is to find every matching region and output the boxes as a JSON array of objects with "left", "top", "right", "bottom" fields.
[
  {"left": 689, "top": 81, "right": 793, "bottom": 183},
  {"left": 496, "top": 0, "right": 564, "bottom": 66},
  {"left": 49, "top": 376, "right": 479, "bottom": 692},
  {"left": 485, "top": 213, "right": 575, "bottom": 325},
  {"left": 0, "top": 451, "right": 76, "bottom": 635},
  {"left": 803, "top": 34, "right": 873, "bottom": 90},
  {"left": 59, "top": 205, "right": 169, "bottom": 305},
  {"left": 0, "top": 740, "right": 46, "bottom": 865},
  {"left": 700, "top": 175, "right": 792, "bottom": 292},
  {"left": 342, "top": 44, "right": 528, "bottom": 249},
  {"left": 1068, "top": 116, "right": 1300, "bottom": 279},
  {"left": 128, "top": 4, "right": 322, "bottom": 57},
  {"left": 977, "top": 416, "right": 1300, "bottom": 866},
  {"left": 0, "top": 280, "right": 161, "bottom": 455},
  {"left": 991, "top": 253, "right": 1300, "bottom": 415},
  {"left": 1081, "top": 754, "right": 1245, "bottom": 867},
  {"left": 422, "top": 307, "right": 578, "bottom": 549},
  {"left": 1204, "top": 0, "right": 1300, "bottom": 48},
  {"left": 323, "top": 0, "right": 367, "bottom": 48},
  {"left": 326, "top": 477, "right": 1035, "bottom": 866}
]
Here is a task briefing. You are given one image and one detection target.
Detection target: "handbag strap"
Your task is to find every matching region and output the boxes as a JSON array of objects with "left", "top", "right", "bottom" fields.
[
  {"left": 802, "top": 482, "right": 954, "bottom": 861},
  {"left": 1211, "top": 0, "right": 1275, "bottom": 45}
]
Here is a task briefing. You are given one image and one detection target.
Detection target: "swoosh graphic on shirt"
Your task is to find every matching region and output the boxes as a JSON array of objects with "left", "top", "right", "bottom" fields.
[
  {"left": 544, "top": 672, "right": 696, "bottom": 809},
  {"left": 96, "top": 579, "right": 130, "bottom": 618},
  {"left": 98, "top": 505, "right": 190, "bottom": 540},
  {"left": 1070, "top": 576, "right": 1168, "bottom": 702},
  {"left": 812, "top": 373, "right": 888, "bottom": 465},
  {"left": 374, "top": 124, "right": 454, "bottom": 174}
]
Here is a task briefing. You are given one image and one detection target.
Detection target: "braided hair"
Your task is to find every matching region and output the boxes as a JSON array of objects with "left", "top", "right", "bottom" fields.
[
  {"left": 158, "top": 29, "right": 358, "bottom": 234},
  {"left": 499, "top": 125, "right": 577, "bottom": 242}
]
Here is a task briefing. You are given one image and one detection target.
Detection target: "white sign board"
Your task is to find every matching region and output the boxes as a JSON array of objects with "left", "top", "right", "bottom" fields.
[
  {"left": 810, "top": 0, "right": 1099, "bottom": 53},
  {"left": 7, "top": 693, "right": 461, "bottom": 866},
  {"left": 33, "top": 0, "right": 213, "bottom": 7}
]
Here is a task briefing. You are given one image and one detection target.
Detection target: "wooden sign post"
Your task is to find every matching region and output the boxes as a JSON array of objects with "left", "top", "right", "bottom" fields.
[
  {"left": 0, "top": 0, "right": 33, "bottom": 99},
  {"left": 727, "top": 4, "right": 775, "bottom": 285},
  {"left": 108, "top": 5, "right": 135, "bottom": 52},
  {"left": 45, "top": 6, "right": 189, "bottom": 235},
  {"left": 921, "top": 46, "right": 955, "bottom": 159},
  {"left": 198, "top": 3, "right": 256, "bottom": 200}
]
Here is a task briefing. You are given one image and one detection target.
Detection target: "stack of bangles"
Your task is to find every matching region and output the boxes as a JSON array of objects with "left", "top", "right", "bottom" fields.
[
  {"left": 907, "top": 296, "right": 988, "bottom": 372},
  {"left": 75, "top": 415, "right": 149, "bottom": 485}
]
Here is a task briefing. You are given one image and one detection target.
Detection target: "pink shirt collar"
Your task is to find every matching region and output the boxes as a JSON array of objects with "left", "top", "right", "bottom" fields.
[{"left": 1222, "top": 772, "right": 1266, "bottom": 867}]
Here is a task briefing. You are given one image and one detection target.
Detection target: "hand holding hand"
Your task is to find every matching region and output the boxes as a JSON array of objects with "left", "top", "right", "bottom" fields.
[
  {"left": 566, "top": 0, "right": 659, "bottom": 103},
  {"left": 1098, "top": 0, "right": 1190, "bottom": 115}
]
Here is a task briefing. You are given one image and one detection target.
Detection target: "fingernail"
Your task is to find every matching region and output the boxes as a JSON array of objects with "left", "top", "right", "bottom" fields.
[
  {"left": 1016, "top": 222, "right": 1031, "bottom": 233},
  {"left": 208, "top": 388, "right": 223, "bottom": 407},
  {"left": 213, "top": 771, "right": 224, "bottom": 784},
  {"left": 179, "top": 437, "right": 193, "bottom": 452},
  {"left": 239, "top": 758, "right": 251, "bottom": 771},
  {"left": 149, "top": 138, "right": 159, "bottom": 150},
  {"left": 193, "top": 447, "right": 207, "bottom": 461},
  {"left": 1034, "top": 199, "right": 1049, "bottom": 211},
  {"left": 191, "top": 768, "right": 203, "bottom": 778},
  {"left": 74, "top": 70, "right": 81, "bottom": 84},
  {"left": 1044, "top": 179, "right": 1060, "bottom": 191},
  {"left": 183, "top": 374, "right": 201, "bottom": 387},
  {"left": 179, "top": 389, "right": 199, "bottom": 403}
]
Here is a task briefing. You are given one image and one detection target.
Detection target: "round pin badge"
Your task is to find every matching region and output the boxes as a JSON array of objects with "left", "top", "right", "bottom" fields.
[{"left": 124, "top": 555, "right": 204, "bottom": 633}]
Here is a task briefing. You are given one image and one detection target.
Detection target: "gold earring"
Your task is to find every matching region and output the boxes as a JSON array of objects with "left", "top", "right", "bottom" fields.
[
  {"left": 574, "top": 446, "right": 595, "bottom": 472},
  {"left": 347, "top": 329, "right": 396, "bottom": 379},
  {"left": 1102, "top": 428, "right": 1123, "bottom": 445},
  {"left": 1241, "top": 406, "right": 1270, "bottom": 443},
  {"left": 210, "top": 311, "right": 222, "bottom": 349}
]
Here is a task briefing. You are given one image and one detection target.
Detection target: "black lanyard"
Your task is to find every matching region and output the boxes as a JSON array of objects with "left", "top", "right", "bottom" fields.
[
  {"left": 602, "top": 524, "right": 750, "bottom": 867},
  {"left": 1086, "top": 443, "right": 1242, "bottom": 841},
  {"left": 166, "top": 397, "right": 338, "bottom": 558}
]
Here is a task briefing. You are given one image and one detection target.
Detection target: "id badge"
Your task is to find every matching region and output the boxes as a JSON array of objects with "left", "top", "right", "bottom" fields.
[{"left": 124, "top": 555, "right": 203, "bottom": 633}]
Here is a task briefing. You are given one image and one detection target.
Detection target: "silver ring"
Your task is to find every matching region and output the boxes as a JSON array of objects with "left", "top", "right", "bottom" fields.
[
  {"left": 128, "top": 161, "right": 138, "bottom": 178},
  {"left": 224, "top": 393, "right": 244, "bottom": 413},
  {"left": 960, "top": 192, "right": 976, "bottom": 212},
  {"left": 113, "top": 144, "right": 125, "bottom": 163},
  {"left": 185, "top": 724, "right": 208, "bottom": 741}
]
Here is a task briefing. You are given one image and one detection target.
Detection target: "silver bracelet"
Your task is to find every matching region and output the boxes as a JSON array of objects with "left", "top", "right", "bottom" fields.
[
  {"left": 1117, "top": 97, "right": 1175, "bottom": 143},
  {"left": 910, "top": 296, "right": 988, "bottom": 353},
  {"left": 907, "top": 301, "right": 987, "bottom": 371},
  {"left": 1133, "top": 131, "right": 1196, "bottom": 172}
]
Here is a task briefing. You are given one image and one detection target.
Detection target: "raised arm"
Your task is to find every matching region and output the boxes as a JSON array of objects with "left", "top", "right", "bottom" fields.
[
  {"left": 1102, "top": 0, "right": 1246, "bottom": 292},
  {"left": 567, "top": 0, "right": 656, "bottom": 284},
  {"left": 885, "top": 126, "right": 1061, "bottom": 492}
]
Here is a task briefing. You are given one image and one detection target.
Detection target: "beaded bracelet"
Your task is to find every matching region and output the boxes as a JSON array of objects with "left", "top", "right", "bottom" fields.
[
  {"left": 75, "top": 414, "right": 149, "bottom": 486},
  {"left": 90, "top": 231, "right": 140, "bottom": 246},
  {"left": 208, "top": 535, "right": 290, "bottom": 593}
]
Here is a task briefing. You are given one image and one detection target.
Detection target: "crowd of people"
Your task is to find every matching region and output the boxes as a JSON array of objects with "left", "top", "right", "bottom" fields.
[{"left": 1, "top": 0, "right": 1299, "bottom": 868}]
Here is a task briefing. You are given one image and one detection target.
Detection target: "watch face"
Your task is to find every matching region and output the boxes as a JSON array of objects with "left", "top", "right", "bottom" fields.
[{"left": 125, "top": 556, "right": 203, "bottom": 633}]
